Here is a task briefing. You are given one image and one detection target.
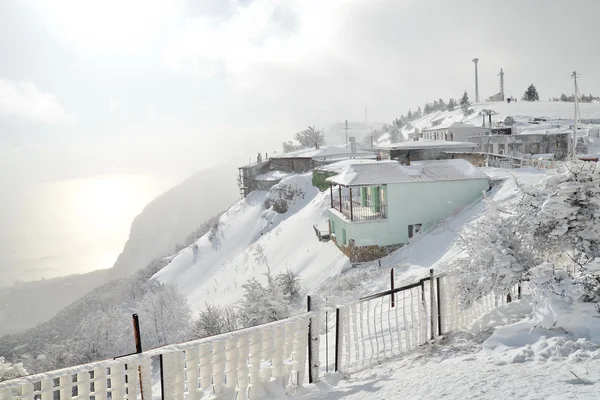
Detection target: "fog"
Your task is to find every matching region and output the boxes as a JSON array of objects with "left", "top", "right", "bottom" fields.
[{"left": 1, "top": 0, "right": 600, "bottom": 331}]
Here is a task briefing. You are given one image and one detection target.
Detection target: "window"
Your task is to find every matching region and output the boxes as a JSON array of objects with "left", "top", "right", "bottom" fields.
[
  {"left": 408, "top": 223, "right": 422, "bottom": 239},
  {"left": 342, "top": 228, "right": 347, "bottom": 245}
]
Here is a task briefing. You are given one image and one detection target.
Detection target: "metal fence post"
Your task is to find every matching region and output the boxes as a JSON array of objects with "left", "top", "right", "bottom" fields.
[
  {"left": 436, "top": 276, "right": 442, "bottom": 337},
  {"left": 131, "top": 314, "right": 145, "bottom": 400},
  {"left": 429, "top": 269, "right": 436, "bottom": 341},
  {"left": 307, "top": 295, "right": 321, "bottom": 383},
  {"left": 390, "top": 268, "right": 395, "bottom": 308},
  {"left": 334, "top": 308, "right": 342, "bottom": 372}
]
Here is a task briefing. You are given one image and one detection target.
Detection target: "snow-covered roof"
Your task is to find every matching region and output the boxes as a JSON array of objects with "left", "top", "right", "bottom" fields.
[
  {"left": 254, "top": 170, "right": 291, "bottom": 181},
  {"left": 314, "top": 158, "right": 380, "bottom": 174},
  {"left": 273, "top": 145, "right": 375, "bottom": 159},
  {"left": 422, "top": 122, "right": 490, "bottom": 132},
  {"left": 378, "top": 140, "right": 480, "bottom": 150},
  {"left": 327, "top": 159, "right": 489, "bottom": 187}
]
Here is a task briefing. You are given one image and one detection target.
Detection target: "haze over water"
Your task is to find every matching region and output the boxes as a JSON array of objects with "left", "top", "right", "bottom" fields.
[{"left": 0, "top": 173, "right": 175, "bottom": 287}]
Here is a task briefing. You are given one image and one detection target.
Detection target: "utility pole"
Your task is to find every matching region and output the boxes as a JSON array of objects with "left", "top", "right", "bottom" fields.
[
  {"left": 345, "top": 119, "right": 349, "bottom": 147},
  {"left": 572, "top": 71, "right": 580, "bottom": 159},
  {"left": 472, "top": 58, "right": 480, "bottom": 103}
]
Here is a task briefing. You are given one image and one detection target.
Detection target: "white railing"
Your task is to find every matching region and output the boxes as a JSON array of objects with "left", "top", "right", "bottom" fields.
[
  {"left": 0, "top": 314, "right": 312, "bottom": 400},
  {"left": 333, "top": 272, "right": 528, "bottom": 373}
]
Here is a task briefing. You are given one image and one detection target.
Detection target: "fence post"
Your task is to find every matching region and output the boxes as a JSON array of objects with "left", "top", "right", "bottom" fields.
[
  {"left": 429, "top": 269, "right": 436, "bottom": 341},
  {"left": 131, "top": 314, "right": 145, "bottom": 400},
  {"left": 390, "top": 268, "right": 395, "bottom": 308},
  {"left": 436, "top": 276, "right": 442, "bottom": 337},
  {"left": 307, "top": 296, "right": 321, "bottom": 383},
  {"left": 334, "top": 308, "right": 342, "bottom": 372}
]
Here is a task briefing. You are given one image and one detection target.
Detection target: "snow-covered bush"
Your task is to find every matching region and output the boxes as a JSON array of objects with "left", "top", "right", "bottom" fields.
[
  {"left": 454, "top": 195, "right": 539, "bottom": 307},
  {"left": 238, "top": 270, "right": 302, "bottom": 328},
  {"left": 0, "top": 357, "right": 27, "bottom": 382},
  {"left": 264, "top": 184, "right": 306, "bottom": 214},
  {"left": 453, "top": 162, "right": 600, "bottom": 338},
  {"left": 191, "top": 303, "right": 238, "bottom": 339}
]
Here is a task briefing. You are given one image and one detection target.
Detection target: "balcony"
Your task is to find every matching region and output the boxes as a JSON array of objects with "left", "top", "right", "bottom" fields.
[{"left": 331, "top": 196, "right": 387, "bottom": 221}]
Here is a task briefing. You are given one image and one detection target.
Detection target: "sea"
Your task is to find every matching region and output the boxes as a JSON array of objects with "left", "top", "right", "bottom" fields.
[{"left": 0, "top": 173, "right": 176, "bottom": 287}]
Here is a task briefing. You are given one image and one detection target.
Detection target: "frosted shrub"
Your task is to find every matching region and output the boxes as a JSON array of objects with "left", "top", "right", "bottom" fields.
[
  {"left": 0, "top": 357, "right": 27, "bottom": 382},
  {"left": 453, "top": 161, "right": 600, "bottom": 332},
  {"left": 264, "top": 184, "right": 306, "bottom": 214},
  {"left": 191, "top": 304, "right": 238, "bottom": 339},
  {"left": 238, "top": 270, "right": 303, "bottom": 328}
]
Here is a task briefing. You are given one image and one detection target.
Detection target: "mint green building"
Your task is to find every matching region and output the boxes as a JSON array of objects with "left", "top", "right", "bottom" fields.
[{"left": 326, "top": 159, "right": 490, "bottom": 261}]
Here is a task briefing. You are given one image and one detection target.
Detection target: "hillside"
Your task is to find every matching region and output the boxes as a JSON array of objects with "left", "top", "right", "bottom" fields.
[
  {"left": 110, "top": 161, "right": 239, "bottom": 278},
  {"left": 377, "top": 100, "right": 600, "bottom": 146},
  {"left": 153, "top": 163, "right": 544, "bottom": 314}
]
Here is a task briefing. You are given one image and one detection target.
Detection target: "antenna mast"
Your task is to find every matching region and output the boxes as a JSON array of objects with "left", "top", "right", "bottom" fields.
[{"left": 571, "top": 71, "right": 580, "bottom": 159}]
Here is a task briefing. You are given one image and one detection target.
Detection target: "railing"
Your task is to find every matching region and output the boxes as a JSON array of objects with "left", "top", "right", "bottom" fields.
[
  {"left": 331, "top": 197, "right": 387, "bottom": 221},
  {"left": 332, "top": 270, "right": 528, "bottom": 374},
  {"left": 0, "top": 314, "right": 312, "bottom": 400}
]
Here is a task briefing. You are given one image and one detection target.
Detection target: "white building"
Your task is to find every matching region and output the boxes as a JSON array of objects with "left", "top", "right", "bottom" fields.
[{"left": 421, "top": 122, "right": 491, "bottom": 142}]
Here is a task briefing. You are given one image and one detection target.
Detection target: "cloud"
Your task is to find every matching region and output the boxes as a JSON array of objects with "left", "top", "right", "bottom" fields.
[{"left": 0, "top": 80, "right": 72, "bottom": 124}]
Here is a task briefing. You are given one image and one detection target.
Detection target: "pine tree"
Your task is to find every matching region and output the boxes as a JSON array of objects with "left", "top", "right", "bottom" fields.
[
  {"left": 415, "top": 107, "right": 422, "bottom": 118},
  {"left": 407, "top": 109, "right": 413, "bottom": 120},
  {"left": 522, "top": 84, "right": 540, "bottom": 101},
  {"left": 447, "top": 98, "right": 457, "bottom": 111},
  {"left": 424, "top": 103, "right": 432, "bottom": 114},
  {"left": 437, "top": 98, "right": 446, "bottom": 111},
  {"left": 460, "top": 91, "right": 471, "bottom": 115}
]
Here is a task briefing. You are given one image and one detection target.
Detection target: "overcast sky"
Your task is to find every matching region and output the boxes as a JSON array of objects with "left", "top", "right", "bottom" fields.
[{"left": 1, "top": 0, "right": 599, "bottom": 181}]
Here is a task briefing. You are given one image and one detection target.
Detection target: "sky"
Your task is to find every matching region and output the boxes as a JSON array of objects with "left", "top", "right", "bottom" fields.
[{"left": 1, "top": 0, "right": 600, "bottom": 182}]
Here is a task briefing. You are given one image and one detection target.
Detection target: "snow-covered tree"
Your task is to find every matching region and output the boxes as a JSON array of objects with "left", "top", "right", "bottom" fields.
[
  {"left": 293, "top": 126, "right": 325, "bottom": 149},
  {"left": 191, "top": 303, "right": 238, "bottom": 339},
  {"left": 0, "top": 357, "right": 27, "bottom": 382},
  {"left": 276, "top": 269, "right": 302, "bottom": 304},
  {"left": 522, "top": 84, "right": 540, "bottom": 101},
  {"left": 238, "top": 271, "right": 292, "bottom": 327},
  {"left": 137, "top": 282, "right": 192, "bottom": 348},
  {"left": 447, "top": 98, "right": 457, "bottom": 111},
  {"left": 454, "top": 195, "right": 539, "bottom": 306},
  {"left": 460, "top": 91, "right": 472, "bottom": 116},
  {"left": 282, "top": 141, "right": 300, "bottom": 153}
]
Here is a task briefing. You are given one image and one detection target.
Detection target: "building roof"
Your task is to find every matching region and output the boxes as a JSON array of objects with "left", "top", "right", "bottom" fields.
[
  {"left": 272, "top": 145, "right": 376, "bottom": 159},
  {"left": 422, "top": 122, "right": 490, "bottom": 132},
  {"left": 327, "top": 159, "right": 489, "bottom": 187},
  {"left": 378, "top": 140, "right": 480, "bottom": 150}
]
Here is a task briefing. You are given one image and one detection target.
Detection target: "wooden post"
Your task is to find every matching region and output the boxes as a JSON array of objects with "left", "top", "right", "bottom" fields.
[
  {"left": 338, "top": 185, "right": 342, "bottom": 213},
  {"left": 390, "top": 268, "right": 395, "bottom": 308},
  {"left": 132, "top": 314, "right": 142, "bottom": 353},
  {"left": 429, "top": 269, "right": 435, "bottom": 341},
  {"left": 349, "top": 187, "right": 354, "bottom": 221},
  {"left": 132, "top": 314, "right": 144, "bottom": 400},
  {"left": 325, "top": 298, "right": 329, "bottom": 373},
  {"left": 330, "top": 183, "right": 333, "bottom": 208},
  {"left": 518, "top": 283, "right": 522, "bottom": 299}
]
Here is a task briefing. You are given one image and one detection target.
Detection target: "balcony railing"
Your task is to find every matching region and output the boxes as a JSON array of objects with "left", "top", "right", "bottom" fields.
[{"left": 331, "top": 196, "right": 387, "bottom": 221}]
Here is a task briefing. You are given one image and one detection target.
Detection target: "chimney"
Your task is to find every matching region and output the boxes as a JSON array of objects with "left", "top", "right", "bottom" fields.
[
  {"left": 349, "top": 137, "right": 356, "bottom": 154},
  {"left": 257, "top": 153, "right": 262, "bottom": 163}
]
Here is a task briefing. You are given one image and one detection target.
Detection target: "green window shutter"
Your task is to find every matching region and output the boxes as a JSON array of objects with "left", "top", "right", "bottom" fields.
[
  {"left": 371, "top": 186, "right": 380, "bottom": 211},
  {"left": 360, "top": 187, "right": 367, "bottom": 206}
]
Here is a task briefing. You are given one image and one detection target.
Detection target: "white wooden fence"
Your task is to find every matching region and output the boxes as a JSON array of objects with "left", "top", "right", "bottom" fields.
[
  {"left": 0, "top": 314, "right": 312, "bottom": 400},
  {"left": 1, "top": 271, "right": 529, "bottom": 398}
]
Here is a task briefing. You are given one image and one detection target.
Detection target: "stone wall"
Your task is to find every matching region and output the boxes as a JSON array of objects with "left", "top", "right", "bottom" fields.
[
  {"left": 389, "top": 146, "right": 479, "bottom": 163},
  {"left": 442, "top": 152, "right": 487, "bottom": 167},
  {"left": 332, "top": 235, "right": 402, "bottom": 262},
  {"left": 270, "top": 157, "right": 320, "bottom": 173}
]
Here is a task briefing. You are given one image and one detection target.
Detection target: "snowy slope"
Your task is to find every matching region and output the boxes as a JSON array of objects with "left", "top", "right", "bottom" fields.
[
  {"left": 110, "top": 162, "right": 239, "bottom": 278},
  {"left": 153, "top": 174, "right": 349, "bottom": 310},
  {"left": 377, "top": 101, "right": 600, "bottom": 145},
  {"left": 154, "top": 166, "right": 547, "bottom": 314}
]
